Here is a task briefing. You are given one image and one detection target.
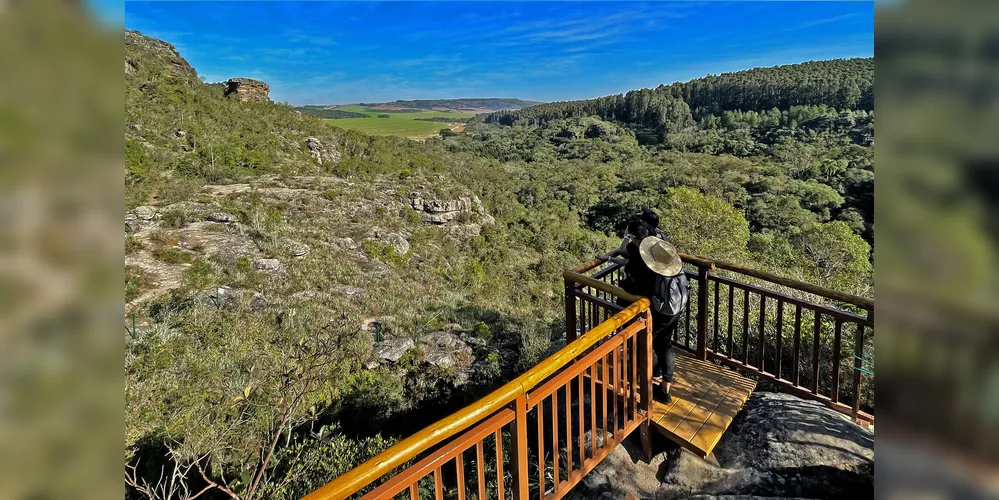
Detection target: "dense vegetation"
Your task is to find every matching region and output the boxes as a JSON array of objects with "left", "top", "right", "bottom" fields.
[
  {"left": 125, "top": 30, "right": 872, "bottom": 500},
  {"left": 377, "top": 98, "right": 543, "bottom": 111},
  {"left": 295, "top": 106, "right": 370, "bottom": 119},
  {"left": 414, "top": 116, "right": 472, "bottom": 123}
]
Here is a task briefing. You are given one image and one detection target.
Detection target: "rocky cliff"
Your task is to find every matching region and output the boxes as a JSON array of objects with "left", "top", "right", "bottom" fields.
[
  {"left": 571, "top": 392, "right": 874, "bottom": 500},
  {"left": 224, "top": 77, "right": 271, "bottom": 102}
]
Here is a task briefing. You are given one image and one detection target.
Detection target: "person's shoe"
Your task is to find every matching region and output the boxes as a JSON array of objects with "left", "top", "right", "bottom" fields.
[{"left": 653, "top": 384, "right": 672, "bottom": 404}]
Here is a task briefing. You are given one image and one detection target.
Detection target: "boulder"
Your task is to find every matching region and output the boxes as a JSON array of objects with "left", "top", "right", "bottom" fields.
[
  {"left": 201, "top": 285, "right": 240, "bottom": 310},
  {"left": 572, "top": 392, "right": 873, "bottom": 500},
  {"left": 291, "top": 290, "right": 322, "bottom": 302},
  {"left": 132, "top": 206, "right": 157, "bottom": 221},
  {"left": 125, "top": 213, "right": 142, "bottom": 234},
  {"left": 333, "top": 284, "right": 364, "bottom": 300},
  {"left": 367, "top": 231, "right": 410, "bottom": 256},
  {"left": 419, "top": 331, "right": 473, "bottom": 370},
  {"left": 409, "top": 195, "right": 484, "bottom": 225},
  {"left": 370, "top": 337, "right": 415, "bottom": 364},
  {"left": 197, "top": 286, "right": 267, "bottom": 312},
  {"left": 249, "top": 293, "right": 268, "bottom": 311},
  {"left": 206, "top": 211, "right": 238, "bottom": 223},
  {"left": 306, "top": 137, "right": 341, "bottom": 165},
  {"left": 224, "top": 78, "right": 270, "bottom": 102},
  {"left": 253, "top": 258, "right": 287, "bottom": 275},
  {"left": 285, "top": 240, "right": 310, "bottom": 258}
]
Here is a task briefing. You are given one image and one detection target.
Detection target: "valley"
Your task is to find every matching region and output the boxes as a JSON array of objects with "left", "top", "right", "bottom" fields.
[
  {"left": 125, "top": 26, "right": 872, "bottom": 500},
  {"left": 297, "top": 99, "right": 539, "bottom": 139}
]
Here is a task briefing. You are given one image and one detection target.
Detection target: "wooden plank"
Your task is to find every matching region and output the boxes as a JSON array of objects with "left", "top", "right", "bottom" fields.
[
  {"left": 648, "top": 356, "right": 757, "bottom": 457},
  {"left": 688, "top": 380, "right": 756, "bottom": 454},
  {"left": 670, "top": 376, "right": 730, "bottom": 440},
  {"left": 649, "top": 360, "right": 711, "bottom": 425},
  {"left": 661, "top": 369, "right": 725, "bottom": 434}
]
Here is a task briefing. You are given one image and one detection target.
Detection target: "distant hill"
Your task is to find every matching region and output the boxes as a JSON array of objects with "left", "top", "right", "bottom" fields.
[
  {"left": 482, "top": 58, "right": 873, "bottom": 131},
  {"left": 309, "top": 98, "right": 543, "bottom": 114}
]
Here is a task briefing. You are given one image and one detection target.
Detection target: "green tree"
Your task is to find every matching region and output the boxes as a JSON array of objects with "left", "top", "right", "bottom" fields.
[
  {"left": 658, "top": 187, "right": 750, "bottom": 262},
  {"left": 791, "top": 221, "right": 872, "bottom": 294}
]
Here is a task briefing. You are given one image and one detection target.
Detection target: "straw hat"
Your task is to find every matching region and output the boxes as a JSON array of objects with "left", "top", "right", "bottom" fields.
[{"left": 638, "top": 236, "right": 683, "bottom": 276}]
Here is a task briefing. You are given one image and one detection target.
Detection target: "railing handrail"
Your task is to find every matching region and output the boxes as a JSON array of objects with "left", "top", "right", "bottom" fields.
[
  {"left": 303, "top": 298, "right": 652, "bottom": 500},
  {"left": 575, "top": 253, "right": 873, "bottom": 311}
]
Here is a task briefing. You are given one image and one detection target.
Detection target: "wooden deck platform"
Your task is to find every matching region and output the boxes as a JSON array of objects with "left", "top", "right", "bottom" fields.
[{"left": 649, "top": 354, "right": 757, "bottom": 457}]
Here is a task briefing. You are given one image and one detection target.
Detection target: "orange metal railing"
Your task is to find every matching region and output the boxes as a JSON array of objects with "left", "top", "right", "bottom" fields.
[
  {"left": 303, "top": 298, "right": 652, "bottom": 500},
  {"left": 565, "top": 253, "right": 874, "bottom": 424}
]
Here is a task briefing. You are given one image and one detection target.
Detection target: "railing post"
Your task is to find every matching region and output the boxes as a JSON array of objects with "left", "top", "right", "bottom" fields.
[
  {"left": 696, "top": 264, "right": 712, "bottom": 361},
  {"left": 638, "top": 308, "right": 653, "bottom": 460},
  {"left": 511, "top": 394, "right": 529, "bottom": 499},
  {"left": 565, "top": 279, "right": 577, "bottom": 342}
]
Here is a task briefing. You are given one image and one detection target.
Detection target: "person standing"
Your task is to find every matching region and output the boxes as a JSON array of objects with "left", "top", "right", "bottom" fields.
[{"left": 630, "top": 236, "right": 689, "bottom": 403}]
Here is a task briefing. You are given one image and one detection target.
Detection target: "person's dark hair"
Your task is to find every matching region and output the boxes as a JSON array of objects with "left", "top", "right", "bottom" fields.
[
  {"left": 627, "top": 219, "right": 649, "bottom": 241},
  {"left": 641, "top": 209, "right": 660, "bottom": 229}
]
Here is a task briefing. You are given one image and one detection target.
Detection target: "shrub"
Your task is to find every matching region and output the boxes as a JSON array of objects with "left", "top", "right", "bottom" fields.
[
  {"left": 376, "top": 114, "right": 391, "bottom": 118},
  {"left": 473, "top": 322, "right": 492, "bottom": 343},
  {"left": 149, "top": 230, "right": 180, "bottom": 247},
  {"left": 152, "top": 247, "right": 193, "bottom": 264},
  {"left": 125, "top": 266, "right": 145, "bottom": 302},
  {"left": 182, "top": 258, "right": 216, "bottom": 291},
  {"left": 362, "top": 241, "right": 409, "bottom": 267},
  {"left": 125, "top": 235, "right": 144, "bottom": 254},
  {"left": 125, "top": 140, "right": 152, "bottom": 176},
  {"left": 160, "top": 209, "right": 188, "bottom": 228},
  {"left": 402, "top": 208, "right": 423, "bottom": 225}
]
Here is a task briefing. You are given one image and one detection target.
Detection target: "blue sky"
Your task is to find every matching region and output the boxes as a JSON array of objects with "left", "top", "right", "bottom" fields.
[{"left": 121, "top": 1, "right": 873, "bottom": 105}]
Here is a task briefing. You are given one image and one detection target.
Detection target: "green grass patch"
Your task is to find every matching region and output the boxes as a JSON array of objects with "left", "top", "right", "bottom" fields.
[
  {"left": 322, "top": 108, "right": 475, "bottom": 139},
  {"left": 152, "top": 247, "right": 194, "bottom": 264},
  {"left": 126, "top": 235, "right": 144, "bottom": 255}
]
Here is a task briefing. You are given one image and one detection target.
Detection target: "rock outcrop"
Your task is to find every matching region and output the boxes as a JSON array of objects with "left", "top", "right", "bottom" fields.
[
  {"left": 224, "top": 78, "right": 270, "bottom": 102},
  {"left": 409, "top": 194, "right": 495, "bottom": 236},
  {"left": 571, "top": 392, "right": 874, "bottom": 500},
  {"left": 306, "top": 137, "right": 341, "bottom": 165},
  {"left": 410, "top": 196, "right": 482, "bottom": 224},
  {"left": 125, "top": 30, "right": 196, "bottom": 80},
  {"left": 419, "top": 331, "right": 474, "bottom": 370}
]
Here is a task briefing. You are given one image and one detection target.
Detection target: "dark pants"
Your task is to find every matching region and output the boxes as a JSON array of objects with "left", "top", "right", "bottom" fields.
[
  {"left": 652, "top": 311, "right": 680, "bottom": 383},
  {"left": 616, "top": 295, "right": 679, "bottom": 384}
]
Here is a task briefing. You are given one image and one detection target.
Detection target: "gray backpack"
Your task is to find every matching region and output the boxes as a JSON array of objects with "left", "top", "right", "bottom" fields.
[{"left": 651, "top": 271, "right": 689, "bottom": 317}]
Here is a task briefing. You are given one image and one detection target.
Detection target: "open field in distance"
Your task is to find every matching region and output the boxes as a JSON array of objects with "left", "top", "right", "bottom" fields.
[{"left": 323, "top": 104, "right": 476, "bottom": 139}]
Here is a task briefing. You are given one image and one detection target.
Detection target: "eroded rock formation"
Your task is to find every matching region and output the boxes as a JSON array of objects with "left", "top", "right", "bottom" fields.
[
  {"left": 306, "top": 137, "right": 341, "bottom": 165},
  {"left": 224, "top": 78, "right": 271, "bottom": 102}
]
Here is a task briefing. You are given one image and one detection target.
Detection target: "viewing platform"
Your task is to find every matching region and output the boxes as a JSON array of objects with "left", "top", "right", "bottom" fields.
[{"left": 304, "top": 252, "right": 874, "bottom": 500}]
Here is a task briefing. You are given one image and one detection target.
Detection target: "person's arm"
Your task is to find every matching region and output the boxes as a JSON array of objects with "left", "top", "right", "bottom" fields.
[
  {"left": 606, "top": 255, "right": 628, "bottom": 266},
  {"left": 598, "top": 236, "right": 631, "bottom": 261}
]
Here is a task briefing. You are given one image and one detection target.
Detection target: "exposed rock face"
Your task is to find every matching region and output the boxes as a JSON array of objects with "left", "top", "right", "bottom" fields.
[
  {"left": 178, "top": 222, "right": 260, "bottom": 261},
  {"left": 410, "top": 196, "right": 483, "bottom": 224},
  {"left": 409, "top": 194, "right": 495, "bottom": 238},
  {"left": 367, "top": 231, "right": 410, "bottom": 256},
  {"left": 125, "top": 30, "right": 196, "bottom": 79},
  {"left": 571, "top": 392, "right": 874, "bottom": 500},
  {"left": 224, "top": 78, "right": 270, "bottom": 102},
  {"left": 133, "top": 206, "right": 157, "bottom": 221},
  {"left": 253, "top": 258, "right": 287, "bottom": 275},
  {"left": 418, "top": 331, "right": 473, "bottom": 370},
  {"left": 206, "top": 211, "right": 237, "bottom": 223},
  {"left": 306, "top": 137, "right": 341, "bottom": 165},
  {"left": 370, "top": 337, "right": 415, "bottom": 365}
]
